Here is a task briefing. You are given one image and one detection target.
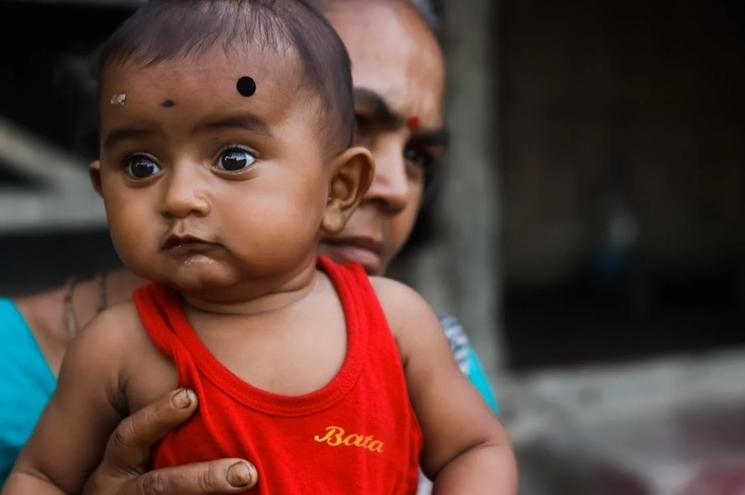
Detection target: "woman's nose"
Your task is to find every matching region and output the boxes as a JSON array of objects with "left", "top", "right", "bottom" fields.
[{"left": 365, "top": 140, "right": 409, "bottom": 213}]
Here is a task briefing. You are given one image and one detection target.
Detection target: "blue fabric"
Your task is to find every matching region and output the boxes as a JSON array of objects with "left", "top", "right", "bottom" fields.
[
  {"left": 465, "top": 348, "right": 499, "bottom": 415},
  {"left": 0, "top": 299, "right": 56, "bottom": 484},
  {"left": 437, "top": 313, "right": 499, "bottom": 415}
]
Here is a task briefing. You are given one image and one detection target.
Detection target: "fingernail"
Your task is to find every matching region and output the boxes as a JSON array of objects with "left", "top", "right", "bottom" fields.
[
  {"left": 172, "top": 389, "right": 196, "bottom": 409},
  {"left": 227, "top": 461, "right": 255, "bottom": 487}
]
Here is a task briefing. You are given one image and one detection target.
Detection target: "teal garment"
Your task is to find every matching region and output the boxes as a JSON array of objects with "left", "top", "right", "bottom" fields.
[
  {"left": 437, "top": 313, "right": 500, "bottom": 415},
  {"left": 465, "top": 348, "right": 499, "bottom": 414},
  {"left": 0, "top": 298, "right": 56, "bottom": 484}
]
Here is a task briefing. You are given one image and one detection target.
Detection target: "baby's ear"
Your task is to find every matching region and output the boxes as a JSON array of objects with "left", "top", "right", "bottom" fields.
[
  {"left": 321, "top": 146, "right": 375, "bottom": 234},
  {"left": 89, "top": 160, "right": 103, "bottom": 196}
]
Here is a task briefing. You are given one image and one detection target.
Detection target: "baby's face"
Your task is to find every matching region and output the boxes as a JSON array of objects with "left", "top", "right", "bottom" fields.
[{"left": 97, "top": 46, "right": 331, "bottom": 300}]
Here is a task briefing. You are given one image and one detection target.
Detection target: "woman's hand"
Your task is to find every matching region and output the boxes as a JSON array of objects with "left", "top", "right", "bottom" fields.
[{"left": 82, "top": 388, "right": 258, "bottom": 494}]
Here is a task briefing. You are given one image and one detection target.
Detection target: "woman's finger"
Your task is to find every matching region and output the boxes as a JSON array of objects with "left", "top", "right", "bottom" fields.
[
  {"left": 102, "top": 388, "right": 198, "bottom": 472},
  {"left": 129, "top": 459, "right": 258, "bottom": 494},
  {"left": 83, "top": 388, "right": 258, "bottom": 494},
  {"left": 84, "top": 458, "right": 258, "bottom": 495}
]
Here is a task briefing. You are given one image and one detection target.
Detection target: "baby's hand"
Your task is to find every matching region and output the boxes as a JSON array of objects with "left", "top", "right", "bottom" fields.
[{"left": 83, "top": 389, "right": 258, "bottom": 495}]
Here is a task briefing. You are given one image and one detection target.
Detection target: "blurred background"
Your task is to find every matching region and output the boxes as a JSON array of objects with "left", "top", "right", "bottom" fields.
[{"left": 1, "top": 0, "right": 744, "bottom": 493}]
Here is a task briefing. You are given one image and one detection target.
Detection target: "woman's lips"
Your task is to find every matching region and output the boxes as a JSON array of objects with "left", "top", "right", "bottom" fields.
[{"left": 320, "top": 237, "right": 383, "bottom": 274}]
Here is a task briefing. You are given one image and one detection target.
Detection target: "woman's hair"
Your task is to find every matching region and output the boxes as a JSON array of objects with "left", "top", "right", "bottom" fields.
[{"left": 411, "top": 0, "right": 440, "bottom": 32}]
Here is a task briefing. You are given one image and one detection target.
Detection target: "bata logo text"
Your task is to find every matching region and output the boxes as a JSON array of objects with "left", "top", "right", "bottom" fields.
[{"left": 313, "top": 425, "right": 384, "bottom": 453}]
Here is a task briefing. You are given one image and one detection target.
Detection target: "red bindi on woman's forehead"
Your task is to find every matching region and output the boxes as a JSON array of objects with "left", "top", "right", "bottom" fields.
[{"left": 407, "top": 115, "right": 419, "bottom": 131}]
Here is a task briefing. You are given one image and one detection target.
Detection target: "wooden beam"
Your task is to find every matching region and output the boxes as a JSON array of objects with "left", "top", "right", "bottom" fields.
[
  {"left": 0, "top": 118, "right": 106, "bottom": 232},
  {"left": 0, "top": 117, "right": 90, "bottom": 190},
  {"left": 0, "top": 191, "right": 105, "bottom": 232}
]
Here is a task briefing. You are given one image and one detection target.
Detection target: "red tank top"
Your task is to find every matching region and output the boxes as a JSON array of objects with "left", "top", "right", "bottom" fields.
[{"left": 132, "top": 257, "right": 422, "bottom": 494}]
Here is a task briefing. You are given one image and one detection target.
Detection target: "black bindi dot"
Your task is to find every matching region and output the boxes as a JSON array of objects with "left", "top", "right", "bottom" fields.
[
  {"left": 236, "top": 76, "right": 256, "bottom": 97},
  {"left": 161, "top": 99, "right": 176, "bottom": 108}
]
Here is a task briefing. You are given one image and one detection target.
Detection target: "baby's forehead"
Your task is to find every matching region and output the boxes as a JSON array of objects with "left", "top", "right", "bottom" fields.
[
  {"left": 95, "top": 1, "right": 352, "bottom": 153},
  {"left": 101, "top": 45, "right": 315, "bottom": 110},
  {"left": 98, "top": 47, "right": 335, "bottom": 146}
]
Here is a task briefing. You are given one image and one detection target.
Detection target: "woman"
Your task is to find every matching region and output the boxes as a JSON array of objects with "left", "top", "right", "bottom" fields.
[
  {"left": 1, "top": 0, "right": 505, "bottom": 492},
  {"left": 317, "top": 0, "right": 498, "bottom": 412}
]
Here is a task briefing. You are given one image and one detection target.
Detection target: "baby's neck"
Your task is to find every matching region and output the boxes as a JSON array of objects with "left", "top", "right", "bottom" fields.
[{"left": 180, "top": 264, "right": 319, "bottom": 317}]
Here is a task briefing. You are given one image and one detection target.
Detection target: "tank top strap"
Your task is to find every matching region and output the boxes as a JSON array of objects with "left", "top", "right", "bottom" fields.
[
  {"left": 132, "top": 283, "right": 195, "bottom": 389},
  {"left": 316, "top": 256, "right": 391, "bottom": 350}
]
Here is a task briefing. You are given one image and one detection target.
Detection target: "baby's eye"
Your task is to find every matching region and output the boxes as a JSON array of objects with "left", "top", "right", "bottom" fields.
[
  {"left": 215, "top": 147, "right": 256, "bottom": 172},
  {"left": 126, "top": 155, "right": 161, "bottom": 179}
]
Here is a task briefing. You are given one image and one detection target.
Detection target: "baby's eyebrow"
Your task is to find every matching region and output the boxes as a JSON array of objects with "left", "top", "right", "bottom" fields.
[
  {"left": 195, "top": 114, "right": 272, "bottom": 137},
  {"left": 102, "top": 127, "right": 152, "bottom": 149}
]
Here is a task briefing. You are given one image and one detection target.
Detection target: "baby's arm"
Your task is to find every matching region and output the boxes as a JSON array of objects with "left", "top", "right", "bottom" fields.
[
  {"left": 373, "top": 278, "right": 518, "bottom": 494},
  {"left": 3, "top": 307, "right": 132, "bottom": 494}
]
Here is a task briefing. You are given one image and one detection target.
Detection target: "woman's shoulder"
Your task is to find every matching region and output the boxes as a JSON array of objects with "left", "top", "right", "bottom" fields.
[
  {"left": 436, "top": 312, "right": 500, "bottom": 414},
  {"left": 11, "top": 286, "right": 67, "bottom": 338},
  {"left": 9, "top": 286, "right": 75, "bottom": 375},
  {"left": 0, "top": 295, "right": 57, "bottom": 375},
  {"left": 0, "top": 297, "right": 57, "bottom": 484},
  {"left": 436, "top": 312, "right": 471, "bottom": 371},
  {"left": 0, "top": 297, "right": 23, "bottom": 323}
]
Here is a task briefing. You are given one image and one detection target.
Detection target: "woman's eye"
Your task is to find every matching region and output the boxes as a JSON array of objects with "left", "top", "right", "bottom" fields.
[
  {"left": 215, "top": 147, "right": 256, "bottom": 172},
  {"left": 403, "top": 146, "right": 432, "bottom": 170},
  {"left": 126, "top": 155, "right": 161, "bottom": 179}
]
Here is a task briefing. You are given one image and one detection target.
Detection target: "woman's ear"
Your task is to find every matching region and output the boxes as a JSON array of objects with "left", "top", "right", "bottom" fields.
[
  {"left": 321, "top": 146, "right": 375, "bottom": 235},
  {"left": 89, "top": 160, "right": 103, "bottom": 196}
]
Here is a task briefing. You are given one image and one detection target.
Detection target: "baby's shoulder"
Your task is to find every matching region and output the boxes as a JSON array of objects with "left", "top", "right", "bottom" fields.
[
  {"left": 70, "top": 300, "right": 176, "bottom": 406},
  {"left": 73, "top": 301, "right": 147, "bottom": 357},
  {"left": 368, "top": 276, "right": 441, "bottom": 342},
  {"left": 83, "top": 300, "right": 141, "bottom": 335},
  {"left": 369, "top": 276, "right": 435, "bottom": 320}
]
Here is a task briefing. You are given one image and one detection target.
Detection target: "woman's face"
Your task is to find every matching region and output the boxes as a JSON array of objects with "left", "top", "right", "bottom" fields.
[{"left": 319, "top": 1, "right": 447, "bottom": 275}]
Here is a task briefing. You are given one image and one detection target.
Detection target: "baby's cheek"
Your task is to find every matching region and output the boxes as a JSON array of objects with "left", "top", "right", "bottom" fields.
[
  {"left": 108, "top": 215, "right": 154, "bottom": 265},
  {"left": 225, "top": 206, "right": 318, "bottom": 268}
]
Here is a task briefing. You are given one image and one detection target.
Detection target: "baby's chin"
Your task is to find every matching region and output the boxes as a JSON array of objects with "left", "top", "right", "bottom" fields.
[{"left": 142, "top": 259, "right": 239, "bottom": 292}]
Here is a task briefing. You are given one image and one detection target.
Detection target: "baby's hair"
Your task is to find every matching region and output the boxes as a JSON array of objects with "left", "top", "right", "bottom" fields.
[{"left": 97, "top": 0, "right": 354, "bottom": 154}]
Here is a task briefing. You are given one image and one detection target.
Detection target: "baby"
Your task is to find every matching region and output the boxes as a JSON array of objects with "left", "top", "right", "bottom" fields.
[{"left": 4, "top": 1, "right": 514, "bottom": 493}]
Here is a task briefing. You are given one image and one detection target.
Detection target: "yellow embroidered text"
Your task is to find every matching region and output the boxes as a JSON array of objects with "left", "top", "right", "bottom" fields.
[{"left": 313, "top": 425, "right": 384, "bottom": 453}]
